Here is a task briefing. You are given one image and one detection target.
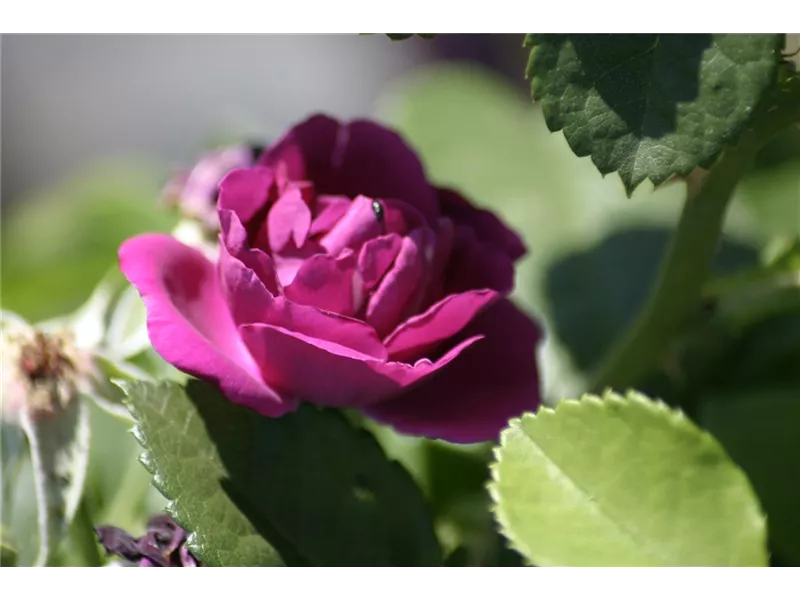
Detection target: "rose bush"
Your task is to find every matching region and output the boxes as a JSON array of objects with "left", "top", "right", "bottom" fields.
[{"left": 119, "top": 115, "right": 542, "bottom": 442}]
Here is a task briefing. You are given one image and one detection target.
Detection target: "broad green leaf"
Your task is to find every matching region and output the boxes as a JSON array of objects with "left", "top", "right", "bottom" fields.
[
  {"left": 0, "top": 527, "right": 18, "bottom": 567},
  {"left": 490, "top": 390, "right": 767, "bottom": 566},
  {"left": 526, "top": 34, "right": 784, "bottom": 193},
  {"left": 20, "top": 398, "right": 91, "bottom": 566},
  {"left": 121, "top": 380, "right": 441, "bottom": 566},
  {"left": 699, "top": 385, "right": 800, "bottom": 564}
]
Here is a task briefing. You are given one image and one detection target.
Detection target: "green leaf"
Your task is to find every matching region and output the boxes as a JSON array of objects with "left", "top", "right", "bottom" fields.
[
  {"left": 104, "top": 284, "right": 150, "bottom": 360},
  {"left": 698, "top": 385, "right": 800, "bottom": 564},
  {"left": 121, "top": 380, "right": 441, "bottom": 566},
  {"left": 20, "top": 398, "right": 91, "bottom": 566},
  {"left": 0, "top": 527, "right": 18, "bottom": 567},
  {"left": 490, "top": 390, "right": 767, "bottom": 566},
  {"left": 526, "top": 34, "right": 784, "bottom": 193}
]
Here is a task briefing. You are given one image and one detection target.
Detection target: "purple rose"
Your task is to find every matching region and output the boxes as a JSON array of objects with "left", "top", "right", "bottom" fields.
[{"left": 119, "top": 115, "right": 542, "bottom": 442}]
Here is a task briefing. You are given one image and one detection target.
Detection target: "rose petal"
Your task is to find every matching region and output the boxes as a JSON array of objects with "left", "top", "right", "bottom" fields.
[
  {"left": 310, "top": 195, "right": 351, "bottom": 236},
  {"left": 438, "top": 188, "right": 526, "bottom": 262},
  {"left": 284, "top": 250, "right": 361, "bottom": 317},
  {"left": 420, "top": 217, "right": 455, "bottom": 308},
  {"left": 357, "top": 233, "right": 403, "bottom": 290},
  {"left": 240, "top": 322, "right": 482, "bottom": 407},
  {"left": 118, "top": 234, "right": 293, "bottom": 417},
  {"left": 365, "top": 229, "right": 425, "bottom": 338},
  {"left": 262, "top": 114, "right": 438, "bottom": 222},
  {"left": 384, "top": 289, "right": 499, "bottom": 362},
  {"left": 319, "top": 195, "right": 383, "bottom": 256},
  {"left": 267, "top": 186, "right": 312, "bottom": 252},
  {"left": 217, "top": 166, "right": 277, "bottom": 228},
  {"left": 364, "top": 299, "right": 543, "bottom": 443},
  {"left": 218, "top": 244, "right": 387, "bottom": 359},
  {"left": 445, "top": 226, "right": 516, "bottom": 295},
  {"left": 219, "top": 209, "right": 279, "bottom": 294}
]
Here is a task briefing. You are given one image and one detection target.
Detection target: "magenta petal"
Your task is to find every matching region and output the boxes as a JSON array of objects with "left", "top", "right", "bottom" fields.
[
  {"left": 358, "top": 234, "right": 403, "bottom": 290},
  {"left": 320, "top": 196, "right": 383, "bottom": 256},
  {"left": 240, "top": 323, "right": 482, "bottom": 407},
  {"left": 284, "top": 250, "right": 361, "bottom": 316},
  {"left": 267, "top": 186, "right": 312, "bottom": 252},
  {"left": 445, "top": 226, "right": 516, "bottom": 296},
  {"left": 438, "top": 188, "right": 526, "bottom": 262},
  {"left": 310, "top": 195, "right": 351, "bottom": 236},
  {"left": 218, "top": 243, "right": 387, "bottom": 359},
  {"left": 384, "top": 289, "right": 499, "bottom": 362},
  {"left": 262, "top": 114, "right": 438, "bottom": 222},
  {"left": 365, "top": 299, "right": 543, "bottom": 443},
  {"left": 365, "top": 229, "right": 425, "bottom": 338},
  {"left": 217, "top": 167, "right": 277, "bottom": 226},
  {"left": 118, "top": 234, "right": 294, "bottom": 417},
  {"left": 219, "top": 209, "right": 279, "bottom": 295}
]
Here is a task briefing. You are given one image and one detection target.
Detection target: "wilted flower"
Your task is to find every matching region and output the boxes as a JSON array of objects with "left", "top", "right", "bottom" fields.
[
  {"left": 96, "top": 515, "right": 200, "bottom": 567},
  {"left": 1, "top": 313, "right": 94, "bottom": 423}
]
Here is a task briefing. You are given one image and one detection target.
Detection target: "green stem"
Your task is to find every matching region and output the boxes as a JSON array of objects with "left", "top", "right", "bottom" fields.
[
  {"left": 589, "top": 76, "right": 800, "bottom": 394},
  {"left": 72, "top": 498, "right": 104, "bottom": 567}
]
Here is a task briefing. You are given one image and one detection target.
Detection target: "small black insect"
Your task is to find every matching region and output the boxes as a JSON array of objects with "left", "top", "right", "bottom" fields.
[{"left": 372, "top": 199, "right": 385, "bottom": 225}]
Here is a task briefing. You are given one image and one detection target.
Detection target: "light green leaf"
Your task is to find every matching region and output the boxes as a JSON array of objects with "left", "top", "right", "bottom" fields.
[
  {"left": 121, "top": 380, "right": 441, "bottom": 566},
  {"left": 20, "top": 398, "right": 91, "bottom": 566},
  {"left": 699, "top": 385, "right": 800, "bottom": 564},
  {"left": 526, "top": 34, "right": 784, "bottom": 193},
  {"left": 490, "top": 390, "right": 767, "bottom": 566},
  {"left": 0, "top": 527, "right": 18, "bottom": 567}
]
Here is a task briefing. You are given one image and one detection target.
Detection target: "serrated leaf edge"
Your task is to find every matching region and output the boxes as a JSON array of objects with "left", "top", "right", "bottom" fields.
[
  {"left": 522, "top": 34, "right": 785, "bottom": 195},
  {"left": 488, "top": 388, "right": 769, "bottom": 567},
  {"left": 119, "top": 381, "right": 443, "bottom": 567}
]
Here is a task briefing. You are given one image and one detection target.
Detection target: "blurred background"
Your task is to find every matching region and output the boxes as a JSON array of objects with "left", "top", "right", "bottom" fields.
[{"left": 2, "top": 34, "right": 799, "bottom": 566}]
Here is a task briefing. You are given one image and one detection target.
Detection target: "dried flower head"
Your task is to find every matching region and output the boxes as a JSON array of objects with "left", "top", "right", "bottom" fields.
[{"left": 96, "top": 515, "right": 200, "bottom": 567}]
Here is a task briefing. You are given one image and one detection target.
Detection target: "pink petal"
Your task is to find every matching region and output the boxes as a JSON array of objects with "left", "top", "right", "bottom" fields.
[
  {"left": 217, "top": 167, "right": 277, "bottom": 227},
  {"left": 118, "top": 234, "right": 294, "bottom": 417},
  {"left": 365, "top": 229, "right": 425, "bottom": 338},
  {"left": 438, "top": 188, "right": 526, "bottom": 262},
  {"left": 310, "top": 195, "right": 351, "bottom": 236},
  {"left": 319, "top": 196, "right": 383, "bottom": 256},
  {"left": 365, "top": 299, "right": 543, "bottom": 443},
  {"left": 240, "top": 323, "right": 482, "bottom": 407},
  {"left": 267, "top": 186, "right": 312, "bottom": 252},
  {"left": 262, "top": 114, "right": 438, "bottom": 222},
  {"left": 384, "top": 289, "right": 499, "bottom": 362},
  {"left": 218, "top": 244, "right": 387, "bottom": 359},
  {"left": 219, "top": 209, "right": 279, "bottom": 295},
  {"left": 358, "top": 234, "right": 403, "bottom": 290},
  {"left": 284, "top": 250, "right": 361, "bottom": 317},
  {"left": 420, "top": 217, "right": 455, "bottom": 308}
]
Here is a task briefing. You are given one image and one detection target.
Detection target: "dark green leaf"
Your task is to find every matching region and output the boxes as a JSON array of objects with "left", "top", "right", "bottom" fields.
[
  {"left": 698, "top": 385, "right": 800, "bottom": 564},
  {"left": 526, "top": 34, "right": 784, "bottom": 193},
  {"left": 121, "top": 380, "right": 441, "bottom": 566},
  {"left": 490, "top": 390, "right": 768, "bottom": 566}
]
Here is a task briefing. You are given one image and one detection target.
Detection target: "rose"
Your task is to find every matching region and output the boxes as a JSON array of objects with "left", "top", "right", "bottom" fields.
[{"left": 119, "top": 115, "right": 543, "bottom": 442}]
